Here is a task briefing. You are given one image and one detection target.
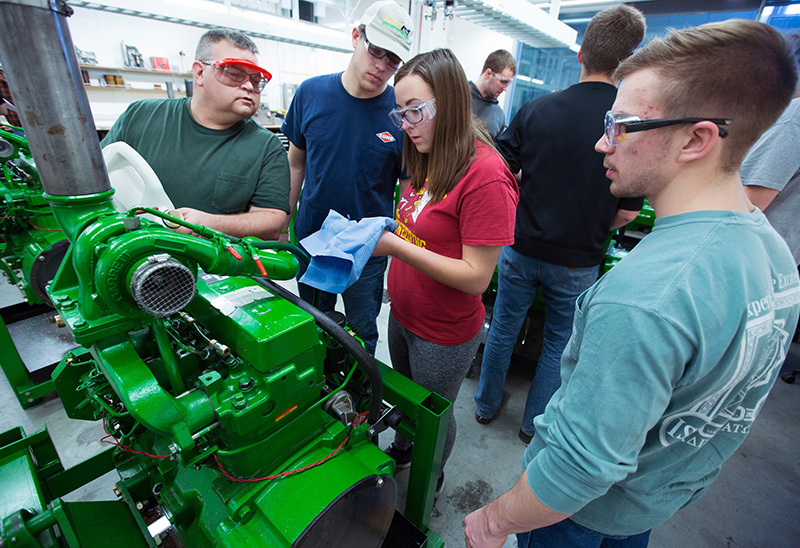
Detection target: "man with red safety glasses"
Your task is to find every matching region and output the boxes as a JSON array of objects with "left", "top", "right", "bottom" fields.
[{"left": 103, "top": 29, "right": 289, "bottom": 240}]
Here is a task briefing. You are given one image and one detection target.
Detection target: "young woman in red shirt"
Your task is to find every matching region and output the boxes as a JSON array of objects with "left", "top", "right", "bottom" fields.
[{"left": 374, "top": 48, "right": 519, "bottom": 492}]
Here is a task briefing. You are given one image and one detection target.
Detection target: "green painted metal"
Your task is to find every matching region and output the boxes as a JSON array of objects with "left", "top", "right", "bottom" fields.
[
  {"left": 377, "top": 361, "right": 451, "bottom": 535},
  {"left": 0, "top": 311, "right": 55, "bottom": 408},
  {"left": 0, "top": 128, "right": 66, "bottom": 307},
  {"left": 0, "top": 445, "right": 51, "bottom": 543},
  {"left": 0, "top": 426, "right": 141, "bottom": 547},
  {"left": 57, "top": 499, "right": 149, "bottom": 548},
  {"left": 0, "top": 129, "right": 67, "bottom": 407},
  {"left": 601, "top": 200, "right": 656, "bottom": 275},
  {"left": 3, "top": 157, "right": 447, "bottom": 546},
  {"left": 45, "top": 267, "right": 445, "bottom": 545}
]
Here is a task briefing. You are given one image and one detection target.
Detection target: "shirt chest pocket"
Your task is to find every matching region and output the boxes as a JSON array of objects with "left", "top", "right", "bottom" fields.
[
  {"left": 211, "top": 172, "right": 254, "bottom": 214},
  {"left": 358, "top": 143, "right": 397, "bottom": 187}
]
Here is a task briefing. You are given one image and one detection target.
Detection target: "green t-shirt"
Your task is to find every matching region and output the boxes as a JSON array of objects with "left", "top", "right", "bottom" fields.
[{"left": 102, "top": 97, "right": 289, "bottom": 215}]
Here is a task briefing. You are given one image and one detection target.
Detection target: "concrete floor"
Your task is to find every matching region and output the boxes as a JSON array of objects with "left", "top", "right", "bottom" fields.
[{"left": 1, "top": 278, "right": 799, "bottom": 547}]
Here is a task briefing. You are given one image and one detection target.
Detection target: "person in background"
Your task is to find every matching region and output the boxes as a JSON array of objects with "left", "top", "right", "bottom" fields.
[
  {"left": 465, "top": 19, "right": 800, "bottom": 548},
  {"left": 0, "top": 67, "right": 22, "bottom": 128},
  {"left": 469, "top": 50, "right": 516, "bottom": 140},
  {"left": 374, "top": 48, "right": 519, "bottom": 494},
  {"left": 741, "top": 31, "right": 800, "bottom": 266},
  {"left": 281, "top": 0, "right": 413, "bottom": 356},
  {"left": 474, "top": 5, "right": 646, "bottom": 444},
  {"left": 102, "top": 28, "right": 289, "bottom": 241}
]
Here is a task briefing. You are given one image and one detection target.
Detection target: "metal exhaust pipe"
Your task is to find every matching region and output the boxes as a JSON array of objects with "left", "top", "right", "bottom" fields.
[{"left": 0, "top": 0, "right": 111, "bottom": 196}]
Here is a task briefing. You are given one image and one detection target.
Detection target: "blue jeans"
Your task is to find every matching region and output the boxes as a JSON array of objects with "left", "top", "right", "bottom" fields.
[
  {"left": 299, "top": 255, "right": 387, "bottom": 356},
  {"left": 474, "top": 247, "right": 598, "bottom": 435},
  {"left": 517, "top": 519, "right": 651, "bottom": 548}
]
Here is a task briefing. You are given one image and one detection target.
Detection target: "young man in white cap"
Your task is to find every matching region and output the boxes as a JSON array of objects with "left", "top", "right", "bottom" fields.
[{"left": 281, "top": 0, "right": 413, "bottom": 355}]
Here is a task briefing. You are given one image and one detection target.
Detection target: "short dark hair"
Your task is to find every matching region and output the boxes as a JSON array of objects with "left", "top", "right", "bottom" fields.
[
  {"left": 195, "top": 28, "right": 259, "bottom": 60},
  {"left": 580, "top": 5, "right": 646, "bottom": 76},
  {"left": 616, "top": 20, "right": 799, "bottom": 173},
  {"left": 482, "top": 50, "right": 516, "bottom": 75}
]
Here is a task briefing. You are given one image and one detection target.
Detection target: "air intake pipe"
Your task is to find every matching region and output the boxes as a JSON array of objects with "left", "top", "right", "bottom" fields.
[{"left": 0, "top": 0, "right": 111, "bottom": 197}]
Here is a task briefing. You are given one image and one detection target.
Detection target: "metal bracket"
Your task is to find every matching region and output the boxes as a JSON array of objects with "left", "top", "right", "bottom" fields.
[{"left": 365, "top": 404, "right": 402, "bottom": 437}]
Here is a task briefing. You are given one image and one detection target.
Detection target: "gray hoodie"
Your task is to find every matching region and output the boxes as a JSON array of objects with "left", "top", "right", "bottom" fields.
[{"left": 469, "top": 81, "right": 506, "bottom": 140}]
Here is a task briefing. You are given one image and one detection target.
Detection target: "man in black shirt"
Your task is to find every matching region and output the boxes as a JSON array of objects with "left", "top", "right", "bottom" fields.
[{"left": 475, "top": 6, "right": 646, "bottom": 443}]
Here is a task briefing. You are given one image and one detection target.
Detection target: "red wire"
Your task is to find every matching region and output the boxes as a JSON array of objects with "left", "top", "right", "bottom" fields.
[
  {"left": 98, "top": 407, "right": 375, "bottom": 475},
  {"left": 30, "top": 224, "right": 61, "bottom": 232},
  {"left": 214, "top": 411, "right": 372, "bottom": 483},
  {"left": 212, "top": 435, "right": 349, "bottom": 482},
  {"left": 100, "top": 409, "right": 171, "bottom": 459}
]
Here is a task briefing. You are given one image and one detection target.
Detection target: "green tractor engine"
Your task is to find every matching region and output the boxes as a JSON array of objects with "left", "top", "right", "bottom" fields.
[{"left": 0, "top": 128, "right": 68, "bottom": 306}]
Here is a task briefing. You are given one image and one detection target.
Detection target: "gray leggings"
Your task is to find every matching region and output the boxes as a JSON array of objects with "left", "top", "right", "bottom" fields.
[{"left": 388, "top": 313, "right": 483, "bottom": 470}]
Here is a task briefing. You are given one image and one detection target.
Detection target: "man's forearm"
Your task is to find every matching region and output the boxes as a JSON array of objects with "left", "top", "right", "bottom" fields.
[
  {"left": 465, "top": 471, "right": 571, "bottom": 547},
  {"left": 283, "top": 167, "right": 305, "bottom": 232},
  {"left": 177, "top": 208, "right": 286, "bottom": 241},
  {"left": 284, "top": 144, "right": 307, "bottom": 236}
]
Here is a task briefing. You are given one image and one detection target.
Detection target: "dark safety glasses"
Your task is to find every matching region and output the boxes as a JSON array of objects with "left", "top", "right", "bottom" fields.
[
  {"left": 200, "top": 58, "right": 272, "bottom": 92},
  {"left": 361, "top": 31, "right": 403, "bottom": 71},
  {"left": 388, "top": 99, "right": 437, "bottom": 130},
  {"left": 604, "top": 111, "right": 731, "bottom": 146}
]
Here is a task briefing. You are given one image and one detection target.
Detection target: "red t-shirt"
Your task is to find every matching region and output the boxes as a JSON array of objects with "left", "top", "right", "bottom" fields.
[{"left": 388, "top": 141, "right": 519, "bottom": 345}]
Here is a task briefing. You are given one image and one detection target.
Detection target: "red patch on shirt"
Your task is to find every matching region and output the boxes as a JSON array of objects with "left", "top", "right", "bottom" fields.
[{"left": 376, "top": 132, "right": 395, "bottom": 143}]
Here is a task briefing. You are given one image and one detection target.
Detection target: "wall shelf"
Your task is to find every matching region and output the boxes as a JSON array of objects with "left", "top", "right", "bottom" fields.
[
  {"left": 79, "top": 65, "right": 193, "bottom": 130},
  {"left": 79, "top": 64, "right": 192, "bottom": 78}
]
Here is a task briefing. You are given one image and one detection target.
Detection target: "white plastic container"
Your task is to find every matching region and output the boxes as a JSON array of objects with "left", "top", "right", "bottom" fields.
[{"left": 102, "top": 141, "right": 181, "bottom": 227}]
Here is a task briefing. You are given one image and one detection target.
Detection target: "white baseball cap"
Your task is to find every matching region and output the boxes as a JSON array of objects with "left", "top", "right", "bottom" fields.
[{"left": 360, "top": 1, "right": 414, "bottom": 63}]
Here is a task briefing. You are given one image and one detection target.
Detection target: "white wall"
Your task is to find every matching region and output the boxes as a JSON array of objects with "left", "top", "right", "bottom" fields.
[
  {"left": 410, "top": 11, "right": 516, "bottom": 112},
  {"left": 67, "top": 4, "right": 352, "bottom": 122}
]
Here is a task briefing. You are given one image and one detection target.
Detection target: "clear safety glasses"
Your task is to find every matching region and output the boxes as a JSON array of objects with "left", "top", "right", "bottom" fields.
[
  {"left": 200, "top": 58, "right": 272, "bottom": 92},
  {"left": 362, "top": 31, "right": 403, "bottom": 71},
  {"left": 388, "top": 99, "right": 437, "bottom": 130},
  {"left": 604, "top": 111, "right": 731, "bottom": 146},
  {"left": 492, "top": 70, "right": 513, "bottom": 86}
]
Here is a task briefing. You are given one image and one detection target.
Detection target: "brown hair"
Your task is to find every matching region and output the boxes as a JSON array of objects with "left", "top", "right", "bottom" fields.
[
  {"left": 395, "top": 48, "right": 495, "bottom": 202},
  {"left": 580, "top": 5, "right": 646, "bottom": 76},
  {"left": 615, "top": 20, "right": 799, "bottom": 172},
  {"left": 482, "top": 49, "right": 517, "bottom": 75}
]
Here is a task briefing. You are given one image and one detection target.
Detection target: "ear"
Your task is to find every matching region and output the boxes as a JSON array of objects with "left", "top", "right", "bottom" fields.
[
  {"left": 192, "top": 60, "right": 206, "bottom": 87},
  {"left": 482, "top": 67, "right": 492, "bottom": 80},
  {"left": 676, "top": 122, "right": 721, "bottom": 165},
  {"left": 577, "top": 49, "right": 583, "bottom": 65},
  {"left": 351, "top": 27, "right": 361, "bottom": 49}
]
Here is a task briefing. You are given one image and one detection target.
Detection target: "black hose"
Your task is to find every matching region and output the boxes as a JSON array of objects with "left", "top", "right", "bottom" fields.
[
  {"left": 250, "top": 241, "right": 320, "bottom": 309},
  {"left": 255, "top": 278, "right": 382, "bottom": 425}
]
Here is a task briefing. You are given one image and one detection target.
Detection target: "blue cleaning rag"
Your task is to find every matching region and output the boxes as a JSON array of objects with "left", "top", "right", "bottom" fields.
[{"left": 299, "top": 210, "right": 398, "bottom": 293}]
